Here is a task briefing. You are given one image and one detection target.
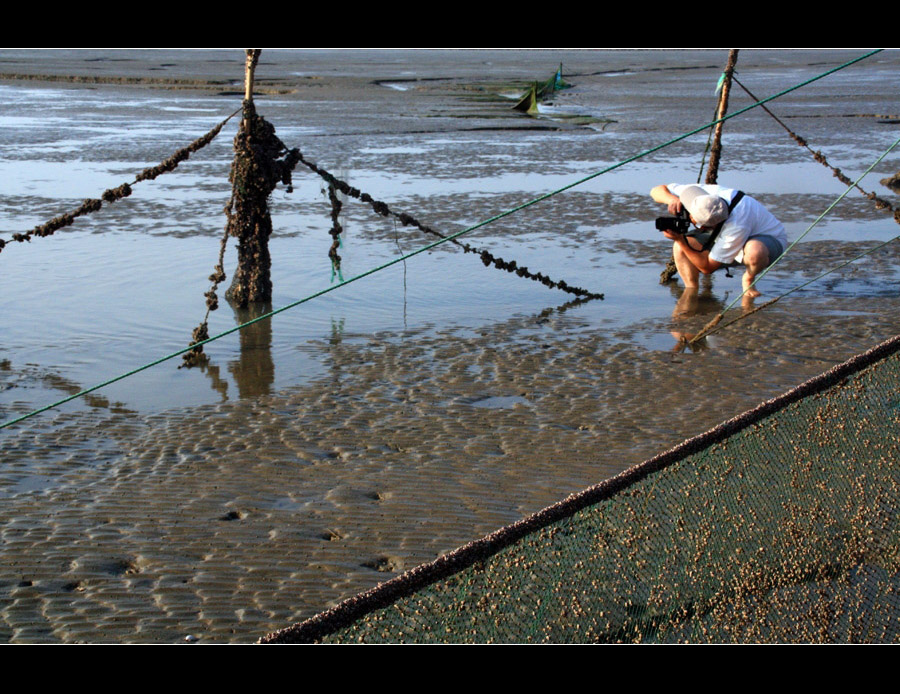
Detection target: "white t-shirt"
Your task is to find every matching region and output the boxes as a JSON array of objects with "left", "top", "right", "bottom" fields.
[{"left": 668, "top": 183, "right": 787, "bottom": 264}]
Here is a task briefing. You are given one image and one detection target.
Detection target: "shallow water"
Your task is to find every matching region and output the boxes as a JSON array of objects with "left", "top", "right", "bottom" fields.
[{"left": 1, "top": 49, "right": 899, "bottom": 642}]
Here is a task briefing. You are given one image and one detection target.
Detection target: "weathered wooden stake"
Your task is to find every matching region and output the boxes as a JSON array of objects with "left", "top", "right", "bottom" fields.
[
  {"left": 704, "top": 49, "right": 739, "bottom": 185},
  {"left": 225, "top": 49, "right": 298, "bottom": 307},
  {"left": 245, "top": 49, "right": 260, "bottom": 102}
]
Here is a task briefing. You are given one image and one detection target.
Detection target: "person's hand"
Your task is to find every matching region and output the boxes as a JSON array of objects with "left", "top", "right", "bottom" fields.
[
  {"left": 667, "top": 198, "right": 683, "bottom": 215},
  {"left": 661, "top": 229, "right": 682, "bottom": 241}
]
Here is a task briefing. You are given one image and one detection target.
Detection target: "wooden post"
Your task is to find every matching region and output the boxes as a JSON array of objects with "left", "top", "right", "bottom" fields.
[
  {"left": 705, "top": 49, "right": 739, "bottom": 185},
  {"left": 225, "top": 50, "right": 299, "bottom": 307},
  {"left": 245, "top": 49, "right": 261, "bottom": 103}
]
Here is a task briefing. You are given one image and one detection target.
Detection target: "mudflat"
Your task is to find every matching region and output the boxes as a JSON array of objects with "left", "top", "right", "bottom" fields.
[{"left": 1, "top": 49, "right": 899, "bottom": 643}]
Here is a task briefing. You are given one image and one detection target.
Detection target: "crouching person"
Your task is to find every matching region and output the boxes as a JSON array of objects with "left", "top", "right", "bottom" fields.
[{"left": 652, "top": 183, "right": 786, "bottom": 298}]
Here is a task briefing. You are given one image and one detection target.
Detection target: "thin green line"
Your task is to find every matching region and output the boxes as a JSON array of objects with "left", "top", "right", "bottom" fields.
[{"left": 0, "top": 50, "right": 882, "bottom": 431}]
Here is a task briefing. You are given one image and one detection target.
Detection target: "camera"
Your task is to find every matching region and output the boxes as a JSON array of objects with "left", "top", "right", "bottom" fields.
[{"left": 655, "top": 209, "right": 691, "bottom": 235}]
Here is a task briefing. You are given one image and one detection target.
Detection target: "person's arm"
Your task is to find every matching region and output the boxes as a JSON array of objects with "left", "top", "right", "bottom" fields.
[{"left": 650, "top": 185, "right": 683, "bottom": 215}]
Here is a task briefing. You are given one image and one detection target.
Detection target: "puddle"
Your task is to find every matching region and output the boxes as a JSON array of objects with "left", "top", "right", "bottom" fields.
[{"left": 469, "top": 395, "right": 530, "bottom": 409}]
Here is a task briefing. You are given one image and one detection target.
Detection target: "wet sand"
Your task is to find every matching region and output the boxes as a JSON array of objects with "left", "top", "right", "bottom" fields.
[
  {"left": 1, "top": 49, "right": 899, "bottom": 642},
  {"left": 5, "top": 295, "right": 900, "bottom": 642}
]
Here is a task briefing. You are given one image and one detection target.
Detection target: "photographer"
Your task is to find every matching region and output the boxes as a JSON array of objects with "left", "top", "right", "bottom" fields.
[{"left": 652, "top": 183, "right": 786, "bottom": 299}]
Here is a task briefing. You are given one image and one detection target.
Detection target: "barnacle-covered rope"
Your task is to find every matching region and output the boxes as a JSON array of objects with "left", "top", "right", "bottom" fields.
[
  {"left": 295, "top": 151, "right": 604, "bottom": 301},
  {"left": 0, "top": 109, "right": 240, "bottom": 255},
  {"left": 733, "top": 75, "right": 896, "bottom": 217}
]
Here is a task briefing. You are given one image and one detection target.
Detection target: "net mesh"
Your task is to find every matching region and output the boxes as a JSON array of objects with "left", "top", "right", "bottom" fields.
[{"left": 264, "top": 336, "right": 900, "bottom": 643}]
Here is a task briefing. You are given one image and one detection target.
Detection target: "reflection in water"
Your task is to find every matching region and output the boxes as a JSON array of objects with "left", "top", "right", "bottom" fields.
[
  {"left": 328, "top": 317, "right": 345, "bottom": 386},
  {"left": 535, "top": 295, "right": 594, "bottom": 324},
  {"left": 671, "top": 285, "right": 725, "bottom": 320},
  {"left": 228, "top": 302, "right": 275, "bottom": 399},
  {"left": 670, "top": 286, "right": 721, "bottom": 353},
  {"left": 670, "top": 330, "right": 709, "bottom": 354},
  {"left": 668, "top": 283, "right": 761, "bottom": 353},
  {"left": 392, "top": 218, "right": 408, "bottom": 331},
  {"left": 198, "top": 361, "right": 229, "bottom": 401},
  {"left": 330, "top": 317, "right": 345, "bottom": 346}
]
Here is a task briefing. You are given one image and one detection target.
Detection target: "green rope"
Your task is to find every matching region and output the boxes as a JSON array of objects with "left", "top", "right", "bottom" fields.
[
  {"left": 0, "top": 50, "right": 882, "bottom": 432},
  {"left": 710, "top": 232, "right": 900, "bottom": 340}
]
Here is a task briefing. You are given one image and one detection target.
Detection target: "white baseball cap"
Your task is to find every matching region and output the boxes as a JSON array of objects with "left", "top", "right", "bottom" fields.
[{"left": 679, "top": 186, "right": 729, "bottom": 227}]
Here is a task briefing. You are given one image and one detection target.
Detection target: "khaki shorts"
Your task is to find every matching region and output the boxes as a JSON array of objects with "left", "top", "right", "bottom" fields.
[{"left": 687, "top": 233, "right": 784, "bottom": 266}]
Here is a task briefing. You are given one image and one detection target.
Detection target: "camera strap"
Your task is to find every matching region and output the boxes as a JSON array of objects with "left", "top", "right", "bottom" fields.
[{"left": 700, "top": 190, "right": 745, "bottom": 252}]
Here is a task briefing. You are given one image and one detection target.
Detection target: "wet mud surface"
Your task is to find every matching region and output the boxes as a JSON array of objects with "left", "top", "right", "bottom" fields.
[{"left": 1, "top": 49, "right": 899, "bottom": 642}]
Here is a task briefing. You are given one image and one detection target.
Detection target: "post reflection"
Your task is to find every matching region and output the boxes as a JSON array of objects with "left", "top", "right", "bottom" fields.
[{"left": 228, "top": 302, "right": 275, "bottom": 399}]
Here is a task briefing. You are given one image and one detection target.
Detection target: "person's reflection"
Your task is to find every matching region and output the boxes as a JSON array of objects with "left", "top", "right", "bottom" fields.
[
  {"left": 671, "top": 285, "right": 724, "bottom": 319},
  {"left": 669, "top": 282, "right": 759, "bottom": 352},
  {"left": 228, "top": 302, "right": 275, "bottom": 398},
  {"left": 740, "top": 292, "right": 757, "bottom": 313},
  {"left": 670, "top": 286, "right": 720, "bottom": 353}
]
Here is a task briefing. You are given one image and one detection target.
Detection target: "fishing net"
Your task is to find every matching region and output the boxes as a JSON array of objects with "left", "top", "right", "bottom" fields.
[
  {"left": 264, "top": 334, "right": 900, "bottom": 643},
  {"left": 512, "top": 66, "right": 572, "bottom": 114}
]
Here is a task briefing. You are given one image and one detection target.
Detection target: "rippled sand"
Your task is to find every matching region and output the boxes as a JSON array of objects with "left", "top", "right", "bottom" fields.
[{"left": 3, "top": 288, "right": 900, "bottom": 642}]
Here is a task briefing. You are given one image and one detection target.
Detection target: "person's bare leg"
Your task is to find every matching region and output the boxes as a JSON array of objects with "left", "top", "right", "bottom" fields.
[
  {"left": 673, "top": 286, "right": 699, "bottom": 318},
  {"left": 741, "top": 239, "right": 771, "bottom": 298},
  {"left": 672, "top": 241, "right": 701, "bottom": 288}
]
